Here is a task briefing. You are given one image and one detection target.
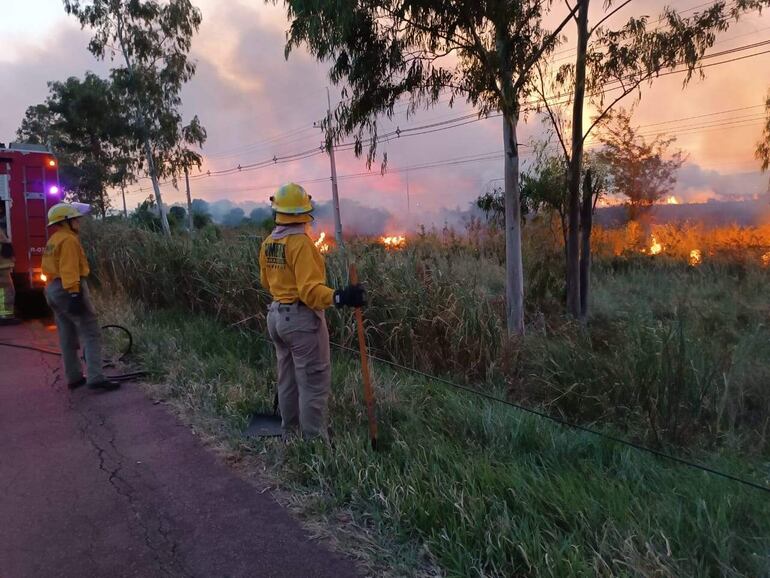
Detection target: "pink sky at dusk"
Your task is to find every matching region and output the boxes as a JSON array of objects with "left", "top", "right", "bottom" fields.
[{"left": 0, "top": 0, "right": 768, "bottom": 227}]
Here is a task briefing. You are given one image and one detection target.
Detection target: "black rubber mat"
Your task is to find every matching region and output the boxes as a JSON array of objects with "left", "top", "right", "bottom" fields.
[{"left": 245, "top": 413, "right": 283, "bottom": 437}]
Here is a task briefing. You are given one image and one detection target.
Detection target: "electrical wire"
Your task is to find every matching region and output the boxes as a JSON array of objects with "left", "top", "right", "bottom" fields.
[
  {"left": 124, "top": 37, "right": 770, "bottom": 198},
  {"left": 241, "top": 327, "right": 770, "bottom": 494},
  {"left": 132, "top": 102, "right": 765, "bottom": 201}
]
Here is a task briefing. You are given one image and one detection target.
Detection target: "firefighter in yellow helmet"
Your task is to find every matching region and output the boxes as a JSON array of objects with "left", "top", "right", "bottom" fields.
[
  {"left": 42, "top": 203, "right": 119, "bottom": 392},
  {"left": 259, "top": 183, "right": 365, "bottom": 439}
]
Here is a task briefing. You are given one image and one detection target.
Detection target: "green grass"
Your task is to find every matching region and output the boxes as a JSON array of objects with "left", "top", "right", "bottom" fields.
[{"left": 96, "top": 295, "right": 770, "bottom": 578}]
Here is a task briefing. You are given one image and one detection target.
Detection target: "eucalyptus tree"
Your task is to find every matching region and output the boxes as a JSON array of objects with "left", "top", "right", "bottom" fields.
[{"left": 63, "top": 0, "right": 203, "bottom": 236}]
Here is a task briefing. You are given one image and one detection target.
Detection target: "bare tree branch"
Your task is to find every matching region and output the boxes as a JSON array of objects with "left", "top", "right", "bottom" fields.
[
  {"left": 534, "top": 62, "right": 571, "bottom": 161},
  {"left": 589, "top": 0, "right": 634, "bottom": 36},
  {"left": 515, "top": 0, "right": 582, "bottom": 92}
]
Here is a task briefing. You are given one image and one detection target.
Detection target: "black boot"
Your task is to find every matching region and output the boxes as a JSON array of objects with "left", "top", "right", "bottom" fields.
[
  {"left": 88, "top": 380, "right": 121, "bottom": 392},
  {"left": 68, "top": 377, "right": 87, "bottom": 390}
]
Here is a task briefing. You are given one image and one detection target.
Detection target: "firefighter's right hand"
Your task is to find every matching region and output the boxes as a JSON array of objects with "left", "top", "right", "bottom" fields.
[
  {"left": 68, "top": 293, "right": 85, "bottom": 316},
  {"left": 333, "top": 284, "right": 367, "bottom": 308}
]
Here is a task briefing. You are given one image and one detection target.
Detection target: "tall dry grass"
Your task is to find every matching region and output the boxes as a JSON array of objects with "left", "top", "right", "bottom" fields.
[{"left": 85, "top": 219, "right": 770, "bottom": 453}]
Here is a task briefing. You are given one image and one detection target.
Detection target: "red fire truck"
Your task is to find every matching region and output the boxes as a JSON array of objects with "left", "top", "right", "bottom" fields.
[{"left": 0, "top": 142, "right": 62, "bottom": 293}]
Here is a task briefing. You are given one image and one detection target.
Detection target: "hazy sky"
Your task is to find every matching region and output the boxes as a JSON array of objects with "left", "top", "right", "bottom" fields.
[{"left": 1, "top": 0, "right": 768, "bottom": 226}]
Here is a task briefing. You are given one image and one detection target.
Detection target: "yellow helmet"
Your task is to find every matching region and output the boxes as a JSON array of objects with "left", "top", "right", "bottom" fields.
[
  {"left": 270, "top": 183, "right": 313, "bottom": 215},
  {"left": 47, "top": 203, "right": 85, "bottom": 227}
]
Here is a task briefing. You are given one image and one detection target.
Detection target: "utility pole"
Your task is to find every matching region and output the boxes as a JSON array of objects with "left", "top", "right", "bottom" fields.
[
  {"left": 121, "top": 184, "right": 128, "bottom": 218},
  {"left": 406, "top": 168, "right": 411, "bottom": 215},
  {"left": 184, "top": 165, "right": 194, "bottom": 234},
  {"left": 326, "top": 87, "right": 344, "bottom": 246}
]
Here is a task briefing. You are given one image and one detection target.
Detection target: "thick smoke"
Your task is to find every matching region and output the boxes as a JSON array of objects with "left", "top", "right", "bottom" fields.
[{"left": 188, "top": 195, "right": 484, "bottom": 234}]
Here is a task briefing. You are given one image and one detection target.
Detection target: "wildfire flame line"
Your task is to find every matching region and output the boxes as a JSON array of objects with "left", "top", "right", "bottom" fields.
[
  {"left": 649, "top": 235, "right": 663, "bottom": 255},
  {"left": 314, "top": 231, "right": 330, "bottom": 254},
  {"left": 380, "top": 235, "right": 407, "bottom": 249}
]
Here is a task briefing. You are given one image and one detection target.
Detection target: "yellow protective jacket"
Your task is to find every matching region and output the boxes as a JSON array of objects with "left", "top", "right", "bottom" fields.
[
  {"left": 259, "top": 227, "right": 334, "bottom": 311},
  {"left": 42, "top": 227, "right": 90, "bottom": 293}
]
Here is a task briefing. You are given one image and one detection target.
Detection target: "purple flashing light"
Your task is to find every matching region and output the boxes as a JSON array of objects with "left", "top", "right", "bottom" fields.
[{"left": 48, "top": 185, "right": 60, "bottom": 196}]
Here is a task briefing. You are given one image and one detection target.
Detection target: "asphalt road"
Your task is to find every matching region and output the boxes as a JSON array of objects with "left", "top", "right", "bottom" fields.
[{"left": 0, "top": 321, "right": 360, "bottom": 578}]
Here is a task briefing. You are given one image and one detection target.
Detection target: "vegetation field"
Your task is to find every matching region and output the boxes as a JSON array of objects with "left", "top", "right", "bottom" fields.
[{"left": 87, "top": 219, "right": 770, "bottom": 577}]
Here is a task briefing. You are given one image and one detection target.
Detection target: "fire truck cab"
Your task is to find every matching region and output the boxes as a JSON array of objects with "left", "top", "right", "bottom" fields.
[{"left": 0, "top": 142, "right": 62, "bottom": 293}]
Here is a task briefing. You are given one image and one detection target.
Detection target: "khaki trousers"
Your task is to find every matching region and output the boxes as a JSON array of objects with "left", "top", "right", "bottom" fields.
[
  {"left": 267, "top": 302, "right": 331, "bottom": 438},
  {"left": 0, "top": 268, "right": 14, "bottom": 318},
  {"left": 45, "top": 278, "right": 105, "bottom": 386}
]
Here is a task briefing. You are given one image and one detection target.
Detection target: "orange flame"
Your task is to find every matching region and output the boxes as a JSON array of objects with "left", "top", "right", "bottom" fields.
[
  {"left": 689, "top": 249, "right": 702, "bottom": 266},
  {"left": 649, "top": 235, "right": 663, "bottom": 255},
  {"left": 380, "top": 235, "right": 407, "bottom": 250},
  {"left": 314, "top": 231, "right": 330, "bottom": 254},
  {"left": 665, "top": 196, "right": 680, "bottom": 205},
  {"left": 762, "top": 251, "right": 770, "bottom": 267}
]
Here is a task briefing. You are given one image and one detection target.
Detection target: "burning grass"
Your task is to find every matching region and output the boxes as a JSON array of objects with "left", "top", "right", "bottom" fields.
[
  {"left": 314, "top": 231, "right": 331, "bottom": 253},
  {"left": 593, "top": 221, "right": 770, "bottom": 267},
  {"left": 85, "top": 219, "right": 770, "bottom": 455}
]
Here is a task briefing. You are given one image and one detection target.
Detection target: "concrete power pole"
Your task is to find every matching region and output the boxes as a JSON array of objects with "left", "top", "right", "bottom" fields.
[
  {"left": 326, "top": 88, "right": 344, "bottom": 246},
  {"left": 406, "top": 168, "right": 411, "bottom": 215},
  {"left": 184, "top": 165, "right": 194, "bottom": 234},
  {"left": 121, "top": 184, "right": 128, "bottom": 218}
]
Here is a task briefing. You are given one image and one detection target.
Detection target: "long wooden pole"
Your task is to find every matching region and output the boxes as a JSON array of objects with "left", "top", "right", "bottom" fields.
[{"left": 349, "top": 263, "right": 378, "bottom": 450}]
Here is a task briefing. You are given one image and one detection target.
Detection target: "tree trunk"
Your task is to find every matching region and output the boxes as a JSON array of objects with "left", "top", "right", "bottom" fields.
[
  {"left": 566, "top": 0, "right": 590, "bottom": 318},
  {"left": 503, "top": 113, "right": 525, "bottom": 335},
  {"left": 496, "top": 27, "right": 525, "bottom": 336},
  {"left": 143, "top": 138, "right": 171, "bottom": 235},
  {"left": 579, "top": 169, "right": 593, "bottom": 321}
]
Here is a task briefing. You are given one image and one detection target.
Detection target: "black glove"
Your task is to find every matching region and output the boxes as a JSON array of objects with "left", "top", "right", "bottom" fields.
[
  {"left": 68, "top": 293, "right": 85, "bottom": 316},
  {"left": 333, "top": 284, "right": 367, "bottom": 308}
]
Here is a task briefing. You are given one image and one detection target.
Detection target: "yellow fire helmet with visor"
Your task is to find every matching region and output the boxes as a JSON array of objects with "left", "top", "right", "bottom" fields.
[
  {"left": 270, "top": 183, "right": 313, "bottom": 215},
  {"left": 47, "top": 202, "right": 91, "bottom": 227}
]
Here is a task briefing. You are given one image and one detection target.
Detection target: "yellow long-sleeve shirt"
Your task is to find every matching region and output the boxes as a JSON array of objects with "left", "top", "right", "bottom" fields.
[
  {"left": 42, "top": 227, "right": 90, "bottom": 293},
  {"left": 259, "top": 230, "right": 334, "bottom": 311}
]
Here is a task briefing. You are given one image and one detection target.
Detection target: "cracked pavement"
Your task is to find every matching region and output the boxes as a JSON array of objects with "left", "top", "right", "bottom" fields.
[{"left": 0, "top": 322, "right": 361, "bottom": 578}]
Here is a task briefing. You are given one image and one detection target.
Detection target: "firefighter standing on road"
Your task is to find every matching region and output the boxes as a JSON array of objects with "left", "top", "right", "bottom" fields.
[
  {"left": 42, "top": 203, "right": 119, "bottom": 392},
  {"left": 259, "top": 183, "right": 366, "bottom": 439},
  {"left": 0, "top": 226, "right": 18, "bottom": 325}
]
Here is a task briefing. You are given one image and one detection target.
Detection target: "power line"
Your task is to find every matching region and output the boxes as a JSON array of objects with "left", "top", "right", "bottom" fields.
[
  {"left": 136, "top": 104, "right": 765, "bottom": 197},
  {"left": 204, "top": 125, "right": 320, "bottom": 161},
  {"left": 240, "top": 327, "right": 770, "bottom": 494},
  {"left": 550, "top": 0, "right": 764, "bottom": 63},
  {"left": 127, "top": 7, "right": 768, "bottom": 190},
  {"left": 125, "top": 39, "right": 770, "bottom": 196},
  {"left": 328, "top": 340, "right": 770, "bottom": 494},
  {"left": 123, "top": 111, "right": 764, "bottom": 204}
]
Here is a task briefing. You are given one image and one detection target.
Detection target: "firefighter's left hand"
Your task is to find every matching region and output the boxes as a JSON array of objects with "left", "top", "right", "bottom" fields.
[{"left": 68, "top": 293, "right": 85, "bottom": 316}]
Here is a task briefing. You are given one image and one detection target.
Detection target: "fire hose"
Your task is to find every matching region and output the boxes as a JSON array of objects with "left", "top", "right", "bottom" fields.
[{"left": 0, "top": 324, "right": 146, "bottom": 382}]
